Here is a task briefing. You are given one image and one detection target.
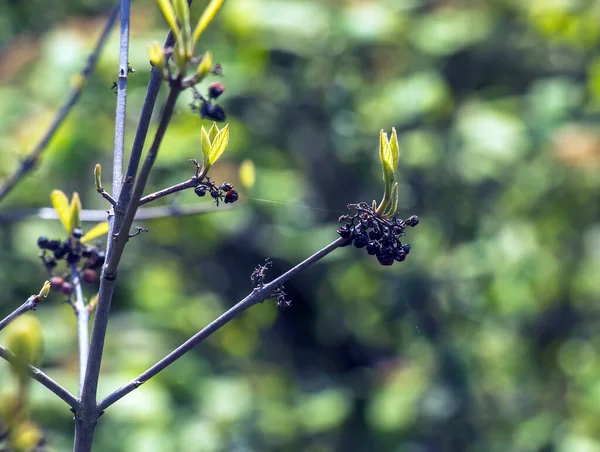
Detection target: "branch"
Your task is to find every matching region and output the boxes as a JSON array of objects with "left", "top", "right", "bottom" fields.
[
  {"left": 0, "top": 346, "right": 78, "bottom": 409},
  {"left": 111, "top": 0, "right": 131, "bottom": 202},
  {"left": 0, "top": 4, "right": 120, "bottom": 204},
  {"left": 76, "top": 85, "right": 182, "bottom": 449},
  {"left": 71, "top": 266, "right": 89, "bottom": 397},
  {"left": 0, "top": 296, "right": 37, "bottom": 332},
  {"left": 138, "top": 176, "right": 199, "bottom": 206},
  {"left": 98, "top": 236, "right": 348, "bottom": 411}
]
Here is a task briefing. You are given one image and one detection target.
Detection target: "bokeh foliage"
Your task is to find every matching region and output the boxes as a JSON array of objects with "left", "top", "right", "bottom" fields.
[{"left": 1, "top": 0, "right": 600, "bottom": 451}]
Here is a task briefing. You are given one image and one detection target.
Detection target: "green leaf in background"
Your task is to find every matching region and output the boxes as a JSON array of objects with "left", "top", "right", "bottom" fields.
[
  {"left": 156, "top": 0, "right": 180, "bottom": 42},
  {"left": 81, "top": 222, "right": 109, "bottom": 244},
  {"left": 208, "top": 121, "right": 219, "bottom": 142},
  {"left": 192, "top": 0, "right": 225, "bottom": 48},
  {"left": 173, "top": 0, "right": 192, "bottom": 56},
  {"left": 50, "top": 189, "right": 71, "bottom": 234}
]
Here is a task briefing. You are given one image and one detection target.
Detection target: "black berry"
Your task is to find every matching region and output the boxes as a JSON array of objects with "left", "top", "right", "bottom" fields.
[
  {"left": 366, "top": 241, "right": 380, "bottom": 255},
  {"left": 353, "top": 231, "right": 369, "bottom": 248},
  {"left": 37, "top": 236, "right": 50, "bottom": 249},
  {"left": 208, "top": 82, "right": 225, "bottom": 99},
  {"left": 224, "top": 189, "right": 238, "bottom": 204},
  {"left": 194, "top": 185, "right": 207, "bottom": 197}
]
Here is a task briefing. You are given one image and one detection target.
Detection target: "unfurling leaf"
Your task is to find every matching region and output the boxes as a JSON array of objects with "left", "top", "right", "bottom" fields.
[
  {"left": 192, "top": 0, "right": 225, "bottom": 47},
  {"left": 148, "top": 42, "right": 166, "bottom": 69},
  {"left": 156, "top": 0, "right": 180, "bottom": 42},
  {"left": 207, "top": 124, "right": 230, "bottom": 166},
  {"left": 239, "top": 159, "right": 256, "bottom": 189},
  {"left": 195, "top": 51, "right": 213, "bottom": 80},
  {"left": 94, "top": 164, "right": 102, "bottom": 192},
  {"left": 389, "top": 128, "right": 399, "bottom": 173},
  {"left": 208, "top": 121, "right": 219, "bottom": 142},
  {"left": 69, "top": 192, "right": 82, "bottom": 234},
  {"left": 38, "top": 281, "right": 51, "bottom": 299},
  {"left": 201, "top": 125, "right": 212, "bottom": 168},
  {"left": 50, "top": 190, "right": 71, "bottom": 233},
  {"left": 81, "top": 222, "right": 109, "bottom": 244},
  {"left": 174, "top": 0, "right": 192, "bottom": 55}
]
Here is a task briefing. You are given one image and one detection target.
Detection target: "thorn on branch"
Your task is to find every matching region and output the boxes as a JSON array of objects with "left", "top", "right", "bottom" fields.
[{"left": 129, "top": 227, "right": 149, "bottom": 238}]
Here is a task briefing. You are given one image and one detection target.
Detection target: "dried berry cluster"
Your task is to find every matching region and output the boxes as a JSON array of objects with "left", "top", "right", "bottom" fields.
[
  {"left": 251, "top": 259, "right": 291, "bottom": 310},
  {"left": 194, "top": 177, "right": 238, "bottom": 206},
  {"left": 337, "top": 202, "right": 419, "bottom": 266},
  {"left": 37, "top": 228, "right": 104, "bottom": 295},
  {"left": 190, "top": 82, "right": 226, "bottom": 122}
]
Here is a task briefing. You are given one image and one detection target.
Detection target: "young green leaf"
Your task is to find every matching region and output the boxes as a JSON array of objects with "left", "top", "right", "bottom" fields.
[
  {"left": 81, "top": 222, "right": 110, "bottom": 244},
  {"left": 207, "top": 124, "right": 230, "bottom": 166},
  {"left": 69, "top": 192, "right": 82, "bottom": 234},
  {"left": 389, "top": 128, "right": 399, "bottom": 173},
  {"left": 174, "top": 0, "right": 192, "bottom": 56},
  {"left": 94, "top": 164, "right": 102, "bottom": 192},
  {"left": 192, "top": 0, "right": 225, "bottom": 48},
  {"left": 201, "top": 125, "right": 212, "bottom": 168},
  {"left": 195, "top": 51, "right": 213, "bottom": 80},
  {"left": 156, "top": 0, "right": 181, "bottom": 42},
  {"left": 50, "top": 190, "right": 72, "bottom": 233},
  {"left": 208, "top": 121, "right": 219, "bottom": 142},
  {"left": 148, "top": 42, "right": 166, "bottom": 69}
]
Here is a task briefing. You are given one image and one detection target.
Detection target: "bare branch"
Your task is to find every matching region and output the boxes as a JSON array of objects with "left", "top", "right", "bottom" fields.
[
  {"left": 97, "top": 236, "right": 348, "bottom": 411},
  {"left": 0, "top": 4, "right": 120, "bottom": 204},
  {"left": 139, "top": 177, "right": 199, "bottom": 206},
  {"left": 0, "top": 346, "right": 78, "bottom": 409},
  {"left": 71, "top": 266, "right": 89, "bottom": 397},
  {"left": 0, "top": 296, "right": 38, "bottom": 332}
]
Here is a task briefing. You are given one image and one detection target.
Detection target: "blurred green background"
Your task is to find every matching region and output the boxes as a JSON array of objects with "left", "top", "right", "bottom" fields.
[{"left": 2, "top": 0, "right": 600, "bottom": 451}]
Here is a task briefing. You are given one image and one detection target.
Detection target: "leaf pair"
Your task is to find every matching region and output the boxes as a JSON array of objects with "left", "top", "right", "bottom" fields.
[
  {"left": 50, "top": 190, "right": 108, "bottom": 243},
  {"left": 375, "top": 129, "right": 400, "bottom": 219},
  {"left": 201, "top": 122, "right": 230, "bottom": 173}
]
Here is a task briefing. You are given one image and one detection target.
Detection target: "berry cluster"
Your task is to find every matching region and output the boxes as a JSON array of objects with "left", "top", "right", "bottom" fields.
[
  {"left": 37, "top": 228, "right": 104, "bottom": 295},
  {"left": 190, "top": 82, "right": 226, "bottom": 122},
  {"left": 337, "top": 202, "right": 419, "bottom": 266},
  {"left": 251, "top": 259, "right": 291, "bottom": 310},
  {"left": 194, "top": 178, "right": 239, "bottom": 206}
]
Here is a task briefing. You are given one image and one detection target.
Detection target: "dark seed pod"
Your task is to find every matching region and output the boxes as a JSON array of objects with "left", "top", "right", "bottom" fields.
[
  {"left": 81, "top": 247, "right": 95, "bottom": 258},
  {"left": 220, "top": 182, "right": 233, "bottom": 192},
  {"left": 210, "top": 188, "right": 220, "bottom": 199},
  {"left": 353, "top": 231, "right": 369, "bottom": 248},
  {"left": 208, "top": 82, "right": 225, "bottom": 99},
  {"left": 377, "top": 250, "right": 395, "bottom": 266},
  {"left": 46, "top": 239, "right": 61, "bottom": 251},
  {"left": 337, "top": 224, "right": 353, "bottom": 239},
  {"left": 394, "top": 248, "right": 406, "bottom": 262},
  {"left": 81, "top": 269, "right": 97, "bottom": 284},
  {"left": 224, "top": 189, "right": 238, "bottom": 204},
  {"left": 60, "top": 282, "right": 74, "bottom": 296},
  {"left": 72, "top": 228, "right": 84, "bottom": 239},
  {"left": 200, "top": 101, "right": 226, "bottom": 122},
  {"left": 37, "top": 236, "right": 50, "bottom": 249},
  {"left": 406, "top": 215, "right": 419, "bottom": 227},
  {"left": 369, "top": 228, "right": 383, "bottom": 241},
  {"left": 54, "top": 244, "right": 69, "bottom": 260},
  {"left": 194, "top": 185, "right": 207, "bottom": 197},
  {"left": 50, "top": 276, "right": 64, "bottom": 291},
  {"left": 366, "top": 241, "right": 380, "bottom": 256},
  {"left": 66, "top": 253, "right": 81, "bottom": 265}
]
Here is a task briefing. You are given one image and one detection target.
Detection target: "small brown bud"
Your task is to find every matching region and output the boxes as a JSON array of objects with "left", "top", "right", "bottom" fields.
[
  {"left": 49, "top": 276, "right": 64, "bottom": 291},
  {"left": 60, "top": 282, "right": 74, "bottom": 296},
  {"left": 81, "top": 269, "right": 98, "bottom": 284}
]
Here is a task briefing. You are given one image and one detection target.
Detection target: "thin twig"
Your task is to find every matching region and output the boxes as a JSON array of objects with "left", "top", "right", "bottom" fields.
[
  {"left": 98, "top": 236, "right": 347, "bottom": 411},
  {"left": 112, "top": 0, "right": 131, "bottom": 202},
  {"left": 0, "top": 346, "right": 78, "bottom": 409},
  {"left": 139, "top": 177, "right": 199, "bottom": 206},
  {"left": 97, "top": 189, "right": 117, "bottom": 207},
  {"left": 71, "top": 266, "right": 89, "bottom": 397},
  {"left": 0, "top": 296, "right": 37, "bottom": 332},
  {"left": 0, "top": 4, "right": 120, "bottom": 204}
]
